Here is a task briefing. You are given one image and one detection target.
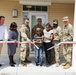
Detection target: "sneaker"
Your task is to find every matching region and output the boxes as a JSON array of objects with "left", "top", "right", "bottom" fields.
[
  {"left": 63, "top": 63, "right": 70, "bottom": 69},
  {"left": 40, "top": 64, "right": 43, "bottom": 66},
  {"left": 36, "top": 64, "right": 39, "bottom": 66},
  {"left": 56, "top": 62, "right": 59, "bottom": 67}
]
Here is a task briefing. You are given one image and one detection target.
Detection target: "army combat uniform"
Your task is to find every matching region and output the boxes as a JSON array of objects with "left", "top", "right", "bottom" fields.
[
  {"left": 62, "top": 23, "right": 73, "bottom": 69},
  {"left": 53, "top": 26, "right": 62, "bottom": 67},
  {"left": 32, "top": 25, "right": 44, "bottom": 39},
  {"left": 19, "top": 24, "right": 30, "bottom": 64}
]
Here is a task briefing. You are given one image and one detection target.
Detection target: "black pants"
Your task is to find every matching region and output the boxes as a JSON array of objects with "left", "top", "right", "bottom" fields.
[{"left": 43, "top": 42, "right": 55, "bottom": 64}]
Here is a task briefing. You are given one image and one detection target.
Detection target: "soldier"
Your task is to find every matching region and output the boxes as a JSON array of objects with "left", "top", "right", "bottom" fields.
[
  {"left": 32, "top": 18, "right": 44, "bottom": 39},
  {"left": 53, "top": 19, "right": 62, "bottom": 67},
  {"left": 62, "top": 16, "right": 73, "bottom": 69},
  {"left": 19, "top": 18, "right": 31, "bottom": 66}
]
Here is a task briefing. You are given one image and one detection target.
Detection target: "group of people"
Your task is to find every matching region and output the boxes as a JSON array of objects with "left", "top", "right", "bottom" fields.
[{"left": 0, "top": 15, "right": 73, "bottom": 69}]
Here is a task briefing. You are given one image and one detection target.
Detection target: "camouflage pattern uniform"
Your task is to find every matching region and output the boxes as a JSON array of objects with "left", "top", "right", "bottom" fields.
[
  {"left": 53, "top": 26, "right": 62, "bottom": 65},
  {"left": 63, "top": 23, "right": 73, "bottom": 64},
  {"left": 19, "top": 24, "right": 30, "bottom": 62},
  {"left": 32, "top": 25, "right": 44, "bottom": 39}
]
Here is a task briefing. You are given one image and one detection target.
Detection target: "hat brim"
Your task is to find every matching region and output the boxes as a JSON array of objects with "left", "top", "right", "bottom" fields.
[
  {"left": 26, "top": 20, "right": 29, "bottom": 22},
  {"left": 63, "top": 19, "right": 69, "bottom": 21}
]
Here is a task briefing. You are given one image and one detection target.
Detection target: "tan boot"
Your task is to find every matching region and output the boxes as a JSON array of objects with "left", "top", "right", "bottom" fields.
[
  {"left": 21, "top": 61, "right": 27, "bottom": 66},
  {"left": 63, "top": 62, "right": 70, "bottom": 69},
  {"left": 62, "top": 62, "right": 67, "bottom": 66},
  {"left": 56, "top": 62, "right": 59, "bottom": 67}
]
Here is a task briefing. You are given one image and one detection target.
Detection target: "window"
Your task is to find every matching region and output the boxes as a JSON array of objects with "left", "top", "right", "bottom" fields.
[{"left": 23, "top": 5, "right": 47, "bottom": 12}]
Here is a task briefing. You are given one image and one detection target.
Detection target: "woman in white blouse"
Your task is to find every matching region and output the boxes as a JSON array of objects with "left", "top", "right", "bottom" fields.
[{"left": 42, "top": 23, "right": 54, "bottom": 66}]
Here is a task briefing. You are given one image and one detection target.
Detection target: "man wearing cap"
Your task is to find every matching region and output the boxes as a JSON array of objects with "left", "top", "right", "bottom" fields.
[
  {"left": 32, "top": 18, "right": 44, "bottom": 39},
  {"left": 53, "top": 19, "right": 62, "bottom": 67},
  {"left": 62, "top": 16, "right": 73, "bottom": 69},
  {"left": 19, "top": 18, "right": 31, "bottom": 66}
]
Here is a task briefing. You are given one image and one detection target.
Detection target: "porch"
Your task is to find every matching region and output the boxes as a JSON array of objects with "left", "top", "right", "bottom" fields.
[{"left": 0, "top": 46, "right": 75, "bottom": 75}]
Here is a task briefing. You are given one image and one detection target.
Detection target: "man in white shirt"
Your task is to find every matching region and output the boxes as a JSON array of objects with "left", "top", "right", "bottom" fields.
[{"left": 0, "top": 16, "right": 8, "bottom": 67}]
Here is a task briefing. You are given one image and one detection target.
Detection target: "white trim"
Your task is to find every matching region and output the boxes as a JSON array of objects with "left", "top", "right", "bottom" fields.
[
  {"left": 19, "top": 0, "right": 51, "bottom": 5},
  {"left": 73, "top": 0, "right": 76, "bottom": 74},
  {"left": 28, "top": 12, "right": 48, "bottom": 29}
]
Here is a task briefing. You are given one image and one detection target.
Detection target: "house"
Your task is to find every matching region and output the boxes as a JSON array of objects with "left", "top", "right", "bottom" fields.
[{"left": 0, "top": 0, "right": 76, "bottom": 74}]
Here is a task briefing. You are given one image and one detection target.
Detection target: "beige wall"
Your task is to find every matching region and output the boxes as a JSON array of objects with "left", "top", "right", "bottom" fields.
[
  {"left": 0, "top": 1, "right": 21, "bottom": 55},
  {"left": 0, "top": 1, "right": 74, "bottom": 55},
  {"left": 48, "top": 3, "right": 74, "bottom": 27},
  {"left": 48, "top": 3, "right": 74, "bottom": 55},
  {"left": 0, "top": 1, "right": 74, "bottom": 29},
  {"left": 0, "top": 1, "right": 22, "bottom": 29}
]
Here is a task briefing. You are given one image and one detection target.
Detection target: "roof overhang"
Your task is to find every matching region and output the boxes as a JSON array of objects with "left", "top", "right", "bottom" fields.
[{"left": 19, "top": 0, "right": 51, "bottom": 5}]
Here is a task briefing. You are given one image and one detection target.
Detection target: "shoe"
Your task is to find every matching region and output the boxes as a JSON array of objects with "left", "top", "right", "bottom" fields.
[
  {"left": 21, "top": 61, "right": 27, "bottom": 66},
  {"left": 13, "top": 61, "right": 16, "bottom": 64},
  {"left": 51, "top": 60, "right": 56, "bottom": 64},
  {"left": 40, "top": 64, "right": 43, "bottom": 66},
  {"left": 36, "top": 64, "right": 39, "bottom": 66},
  {"left": 10, "top": 63, "right": 15, "bottom": 67},
  {"left": 46, "top": 63, "right": 51, "bottom": 67},
  {"left": 62, "top": 62, "right": 67, "bottom": 66},
  {"left": 56, "top": 62, "right": 59, "bottom": 67},
  {"left": 63, "top": 63, "right": 70, "bottom": 69},
  {"left": 0, "top": 64, "right": 2, "bottom": 67},
  {"left": 25, "top": 59, "right": 31, "bottom": 63}
]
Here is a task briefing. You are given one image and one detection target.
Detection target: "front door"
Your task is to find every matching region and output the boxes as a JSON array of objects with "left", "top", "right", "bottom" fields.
[{"left": 23, "top": 12, "right": 48, "bottom": 50}]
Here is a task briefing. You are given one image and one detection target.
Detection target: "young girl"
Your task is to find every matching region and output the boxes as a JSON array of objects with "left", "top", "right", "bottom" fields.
[{"left": 8, "top": 22, "right": 18, "bottom": 67}]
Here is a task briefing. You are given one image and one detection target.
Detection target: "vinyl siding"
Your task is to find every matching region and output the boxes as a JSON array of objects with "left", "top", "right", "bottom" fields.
[
  {"left": 0, "top": 1, "right": 21, "bottom": 56},
  {"left": 48, "top": 3, "right": 74, "bottom": 55},
  {"left": 0, "top": 1, "right": 74, "bottom": 56}
]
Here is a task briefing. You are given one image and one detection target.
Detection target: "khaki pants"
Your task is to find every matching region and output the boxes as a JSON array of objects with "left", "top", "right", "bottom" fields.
[
  {"left": 55, "top": 46, "right": 60, "bottom": 62},
  {"left": 54, "top": 41, "right": 60, "bottom": 62},
  {"left": 63, "top": 44, "right": 72, "bottom": 63},
  {"left": 20, "top": 44, "right": 29, "bottom": 61},
  {"left": 0, "top": 44, "right": 3, "bottom": 55}
]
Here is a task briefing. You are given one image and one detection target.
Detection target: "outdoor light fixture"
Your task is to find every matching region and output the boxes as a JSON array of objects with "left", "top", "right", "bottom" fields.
[
  {"left": 26, "top": 5, "right": 32, "bottom": 9},
  {"left": 12, "top": 9, "right": 18, "bottom": 18}
]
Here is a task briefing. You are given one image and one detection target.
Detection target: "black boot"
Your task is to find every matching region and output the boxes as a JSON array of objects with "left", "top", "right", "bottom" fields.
[
  {"left": 12, "top": 56, "right": 16, "bottom": 64},
  {"left": 25, "top": 58, "right": 31, "bottom": 63},
  {"left": 9, "top": 56, "right": 15, "bottom": 67}
]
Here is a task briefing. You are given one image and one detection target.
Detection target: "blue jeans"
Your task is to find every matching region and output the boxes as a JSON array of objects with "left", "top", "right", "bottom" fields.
[{"left": 35, "top": 46, "right": 43, "bottom": 65}]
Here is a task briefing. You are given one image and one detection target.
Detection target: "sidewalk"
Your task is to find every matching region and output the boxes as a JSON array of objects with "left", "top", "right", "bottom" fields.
[{"left": 0, "top": 53, "right": 75, "bottom": 75}]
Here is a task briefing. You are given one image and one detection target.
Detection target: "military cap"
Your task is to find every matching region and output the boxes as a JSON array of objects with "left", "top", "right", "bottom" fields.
[
  {"left": 53, "top": 19, "right": 58, "bottom": 24},
  {"left": 63, "top": 16, "right": 69, "bottom": 21},
  {"left": 37, "top": 18, "right": 42, "bottom": 22},
  {"left": 24, "top": 18, "right": 29, "bottom": 22}
]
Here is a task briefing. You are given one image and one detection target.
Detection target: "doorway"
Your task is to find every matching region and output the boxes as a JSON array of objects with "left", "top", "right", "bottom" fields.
[{"left": 23, "top": 12, "right": 48, "bottom": 50}]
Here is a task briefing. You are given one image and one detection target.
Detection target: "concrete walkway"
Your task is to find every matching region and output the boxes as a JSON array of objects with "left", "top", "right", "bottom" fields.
[
  {"left": 0, "top": 54, "right": 75, "bottom": 75},
  {"left": 0, "top": 45, "right": 75, "bottom": 75}
]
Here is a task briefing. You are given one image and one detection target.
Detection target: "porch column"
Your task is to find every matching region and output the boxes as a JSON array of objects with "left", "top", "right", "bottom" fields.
[{"left": 73, "top": 0, "right": 76, "bottom": 72}]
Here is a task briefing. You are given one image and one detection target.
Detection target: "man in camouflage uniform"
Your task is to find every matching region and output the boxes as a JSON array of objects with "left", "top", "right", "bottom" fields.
[
  {"left": 19, "top": 18, "right": 31, "bottom": 66},
  {"left": 32, "top": 18, "right": 44, "bottom": 39},
  {"left": 62, "top": 16, "right": 73, "bottom": 69},
  {"left": 53, "top": 19, "right": 62, "bottom": 67}
]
